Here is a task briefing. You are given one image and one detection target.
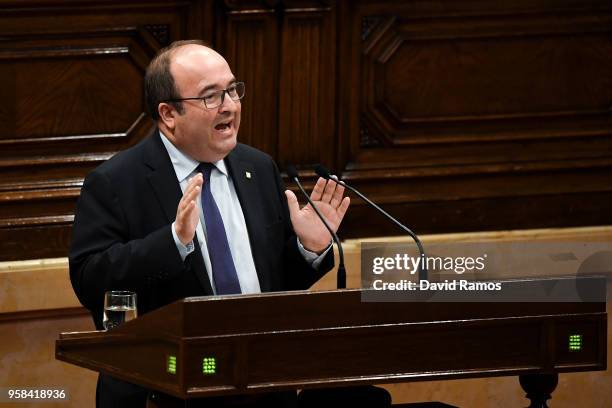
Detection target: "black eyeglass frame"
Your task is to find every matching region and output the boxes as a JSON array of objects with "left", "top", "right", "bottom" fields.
[{"left": 162, "top": 81, "right": 245, "bottom": 109}]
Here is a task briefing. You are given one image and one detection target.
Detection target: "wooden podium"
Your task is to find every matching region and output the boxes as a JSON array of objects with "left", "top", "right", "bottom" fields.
[{"left": 56, "top": 282, "right": 607, "bottom": 407}]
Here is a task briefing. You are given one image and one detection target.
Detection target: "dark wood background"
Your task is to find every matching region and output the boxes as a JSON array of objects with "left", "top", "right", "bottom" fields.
[{"left": 1, "top": 0, "right": 611, "bottom": 261}]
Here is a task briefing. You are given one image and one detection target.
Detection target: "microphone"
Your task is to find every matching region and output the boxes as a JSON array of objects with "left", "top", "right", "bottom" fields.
[
  {"left": 286, "top": 165, "right": 347, "bottom": 289},
  {"left": 315, "top": 165, "right": 428, "bottom": 281}
]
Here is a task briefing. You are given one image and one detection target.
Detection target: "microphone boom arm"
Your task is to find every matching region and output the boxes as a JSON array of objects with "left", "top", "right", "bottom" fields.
[
  {"left": 328, "top": 174, "right": 428, "bottom": 281},
  {"left": 287, "top": 170, "right": 347, "bottom": 289}
]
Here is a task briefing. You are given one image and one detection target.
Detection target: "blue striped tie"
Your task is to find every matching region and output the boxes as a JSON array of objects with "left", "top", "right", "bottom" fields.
[{"left": 198, "top": 163, "right": 241, "bottom": 294}]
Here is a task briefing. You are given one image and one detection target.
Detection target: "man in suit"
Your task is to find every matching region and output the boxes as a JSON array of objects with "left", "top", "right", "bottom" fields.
[{"left": 69, "top": 40, "right": 350, "bottom": 407}]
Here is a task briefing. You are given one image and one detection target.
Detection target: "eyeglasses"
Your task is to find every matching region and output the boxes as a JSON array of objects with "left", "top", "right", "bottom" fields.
[{"left": 163, "top": 82, "right": 245, "bottom": 109}]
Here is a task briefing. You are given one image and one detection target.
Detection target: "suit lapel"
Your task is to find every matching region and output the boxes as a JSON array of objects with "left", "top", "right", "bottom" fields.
[
  {"left": 225, "top": 147, "right": 271, "bottom": 292},
  {"left": 144, "top": 134, "right": 183, "bottom": 223},
  {"left": 143, "top": 131, "right": 214, "bottom": 295}
]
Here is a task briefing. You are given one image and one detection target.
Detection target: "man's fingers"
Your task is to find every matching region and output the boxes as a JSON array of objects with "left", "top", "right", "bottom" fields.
[
  {"left": 185, "top": 174, "right": 203, "bottom": 195},
  {"left": 179, "top": 177, "right": 200, "bottom": 209},
  {"left": 179, "top": 185, "right": 200, "bottom": 213},
  {"left": 321, "top": 179, "right": 337, "bottom": 203},
  {"left": 176, "top": 199, "right": 198, "bottom": 245},
  {"left": 285, "top": 190, "right": 300, "bottom": 218},
  {"left": 175, "top": 175, "right": 204, "bottom": 245},
  {"left": 185, "top": 199, "right": 197, "bottom": 217},
  {"left": 178, "top": 193, "right": 189, "bottom": 213},
  {"left": 330, "top": 183, "right": 345, "bottom": 208},
  {"left": 178, "top": 175, "right": 202, "bottom": 217},
  {"left": 336, "top": 196, "right": 350, "bottom": 219},
  {"left": 180, "top": 199, "right": 194, "bottom": 217},
  {"left": 309, "top": 178, "right": 326, "bottom": 202}
]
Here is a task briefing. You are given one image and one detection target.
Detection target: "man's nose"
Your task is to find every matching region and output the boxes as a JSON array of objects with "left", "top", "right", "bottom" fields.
[{"left": 218, "top": 92, "right": 238, "bottom": 113}]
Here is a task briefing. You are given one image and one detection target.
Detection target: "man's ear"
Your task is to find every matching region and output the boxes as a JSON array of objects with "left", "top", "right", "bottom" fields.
[{"left": 158, "top": 103, "right": 177, "bottom": 131}]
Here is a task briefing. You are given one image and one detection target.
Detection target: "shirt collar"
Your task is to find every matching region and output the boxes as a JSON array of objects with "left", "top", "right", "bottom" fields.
[{"left": 158, "top": 130, "right": 228, "bottom": 181}]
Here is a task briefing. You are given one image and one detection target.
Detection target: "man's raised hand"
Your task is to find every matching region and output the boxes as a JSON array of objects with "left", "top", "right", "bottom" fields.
[
  {"left": 285, "top": 178, "right": 350, "bottom": 254},
  {"left": 175, "top": 174, "right": 203, "bottom": 245}
]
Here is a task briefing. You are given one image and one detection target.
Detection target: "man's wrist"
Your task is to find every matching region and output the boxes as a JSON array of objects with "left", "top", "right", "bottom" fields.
[
  {"left": 176, "top": 225, "right": 192, "bottom": 246},
  {"left": 172, "top": 222, "right": 195, "bottom": 260},
  {"left": 300, "top": 239, "right": 332, "bottom": 255},
  {"left": 297, "top": 238, "right": 333, "bottom": 269},
  {"left": 299, "top": 238, "right": 332, "bottom": 255}
]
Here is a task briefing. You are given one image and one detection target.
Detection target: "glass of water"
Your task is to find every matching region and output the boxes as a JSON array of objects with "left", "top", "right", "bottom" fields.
[{"left": 103, "top": 291, "right": 137, "bottom": 330}]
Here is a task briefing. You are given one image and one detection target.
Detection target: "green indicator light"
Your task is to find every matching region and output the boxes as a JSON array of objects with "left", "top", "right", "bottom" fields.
[
  {"left": 568, "top": 334, "right": 582, "bottom": 352},
  {"left": 167, "top": 355, "right": 177, "bottom": 374},
  {"left": 202, "top": 357, "right": 216, "bottom": 375}
]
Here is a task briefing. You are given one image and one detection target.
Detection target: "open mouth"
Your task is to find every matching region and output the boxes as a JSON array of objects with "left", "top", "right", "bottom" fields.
[{"left": 214, "top": 121, "right": 232, "bottom": 131}]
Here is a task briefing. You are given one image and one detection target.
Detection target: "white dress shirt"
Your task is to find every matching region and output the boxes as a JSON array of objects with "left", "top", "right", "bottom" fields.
[{"left": 159, "top": 131, "right": 329, "bottom": 295}]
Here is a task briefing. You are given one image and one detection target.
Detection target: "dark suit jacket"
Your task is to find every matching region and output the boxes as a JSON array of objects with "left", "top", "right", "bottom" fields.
[{"left": 69, "top": 131, "right": 333, "bottom": 407}]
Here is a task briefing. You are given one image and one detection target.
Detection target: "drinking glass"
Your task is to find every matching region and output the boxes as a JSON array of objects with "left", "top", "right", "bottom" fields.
[{"left": 103, "top": 291, "right": 137, "bottom": 330}]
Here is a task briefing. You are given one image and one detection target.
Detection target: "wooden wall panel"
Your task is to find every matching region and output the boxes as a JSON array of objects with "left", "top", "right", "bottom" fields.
[
  {"left": 336, "top": 0, "right": 612, "bottom": 238},
  {"left": 219, "top": 0, "right": 336, "bottom": 168},
  {"left": 277, "top": 1, "right": 336, "bottom": 168},
  {"left": 219, "top": 1, "right": 280, "bottom": 157},
  {"left": 0, "top": 0, "right": 213, "bottom": 261},
  {"left": 3, "top": 47, "right": 141, "bottom": 138},
  {"left": 358, "top": 12, "right": 612, "bottom": 149},
  {"left": 1, "top": 0, "right": 611, "bottom": 259}
]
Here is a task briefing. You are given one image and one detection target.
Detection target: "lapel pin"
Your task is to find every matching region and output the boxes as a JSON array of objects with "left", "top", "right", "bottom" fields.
[{"left": 245, "top": 171, "right": 252, "bottom": 179}]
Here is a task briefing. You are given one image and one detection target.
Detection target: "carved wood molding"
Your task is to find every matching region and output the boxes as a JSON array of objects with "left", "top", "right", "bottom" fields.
[
  {"left": 0, "top": 0, "right": 198, "bottom": 261},
  {"left": 223, "top": 0, "right": 280, "bottom": 10},
  {"left": 357, "top": 8, "right": 612, "bottom": 150},
  {"left": 361, "top": 15, "right": 382, "bottom": 41},
  {"left": 223, "top": 0, "right": 330, "bottom": 12},
  {"left": 144, "top": 24, "right": 171, "bottom": 46},
  {"left": 359, "top": 114, "right": 383, "bottom": 148}
]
